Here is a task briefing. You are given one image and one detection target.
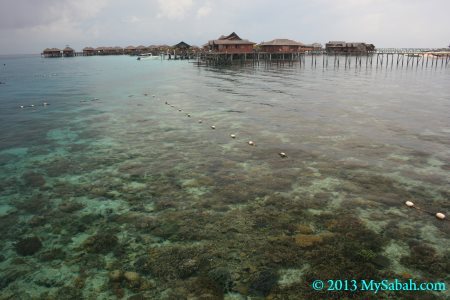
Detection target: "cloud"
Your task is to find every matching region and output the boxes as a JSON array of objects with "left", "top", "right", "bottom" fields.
[
  {"left": 157, "top": 0, "right": 193, "bottom": 20},
  {"left": 0, "top": 0, "right": 109, "bottom": 29},
  {"left": 197, "top": 3, "right": 212, "bottom": 18},
  {"left": 123, "top": 16, "right": 142, "bottom": 24}
]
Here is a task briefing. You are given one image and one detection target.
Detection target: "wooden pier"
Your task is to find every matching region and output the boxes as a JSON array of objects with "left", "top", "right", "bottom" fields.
[{"left": 194, "top": 49, "right": 450, "bottom": 69}]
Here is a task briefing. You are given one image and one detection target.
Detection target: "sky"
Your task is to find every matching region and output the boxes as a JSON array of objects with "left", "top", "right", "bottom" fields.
[{"left": 0, "top": 0, "right": 449, "bottom": 54}]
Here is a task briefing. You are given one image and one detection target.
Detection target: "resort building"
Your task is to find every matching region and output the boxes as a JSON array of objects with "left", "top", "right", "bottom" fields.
[
  {"left": 82, "top": 47, "right": 95, "bottom": 56},
  {"left": 204, "top": 32, "right": 256, "bottom": 53},
  {"left": 112, "top": 47, "right": 124, "bottom": 55},
  {"left": 124, "top": 46, "right": 138, "bottom": 55},
  {"left": 173, "top": 41, "right": 192, "bottom": 58},
  {"left": 42, "top": 48, "right": 62, "bottom": 57},
  {"left": 136, "top": 45, "right": 147, "bottom": 54},
  {"left": 95, "top": 47, "right": 106, "bottom": 55},
  {"left": 259, "top": 39, "right": 309, "bottom": 53},
  {"left": 173, "top": 41, "right": 191, "bottom": 51},
  {"left": 62, "top": 47, "right": 75, "bottom": 57},
  {"left": 307, "top": 43, "right": 323, "bottom": 51},
  {"left": 326, "top": 41, "right": 375, "bottom": 54}
]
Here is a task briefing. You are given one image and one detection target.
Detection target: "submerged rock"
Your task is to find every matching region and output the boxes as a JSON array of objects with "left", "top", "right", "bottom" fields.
[
  {"left": 124, "top": 271, "right": 140, "bottom": 285},
  {"left": 59, "top": 201, "right": 85, "bottom": 213},
  {"left": 15, "top": 236, "right": 43, "bottom": 256},
  {"left": 82, "top": 232, "right": 118, "bottom": 254},
  {"left": 22, "top": 171, "right": 46, "bottom": 187},
  {"left": 294, "top": 232, "right": 333, "bottom": 248},
  {"left": 109, "top": 270, "right": 122, "bottom": 282},
  {"left": 249, "top": 269, "right": 278, "bottom": 297},
  {"left": 39, "top": 248, "right": 66, "bottom": 261}
]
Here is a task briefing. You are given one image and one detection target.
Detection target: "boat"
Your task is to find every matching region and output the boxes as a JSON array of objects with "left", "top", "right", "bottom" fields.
[{"left": 137, "top": 53, "right": 160, "bottom": 60}]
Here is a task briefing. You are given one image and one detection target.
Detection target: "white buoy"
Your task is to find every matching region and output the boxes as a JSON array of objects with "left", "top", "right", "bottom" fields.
[
  {"left": 248, "top": 141, "right": 254, "bottom": 146},
  {"left": 30, "top": 104, "right": 35, "bottom": 107},
  {"left": 279, "top": 152, "right": 287, "bottom": 158},
  {"left": 230, "top": 134, "right": 236, "bottom": 138},
  {"left": 20, "top": 105, "right": 24, "bottom": 109},
  {"left": 198, "top": 120, "right": 202, "bottom": 123},
  {"left": 43, "top": 102, "right": 48, "bottom": 106},
  {"left": 405, "top": 201, "right": 414, "bottom": 207},
  {"left": 436, "top": 212, "right": 446, "bottom": 220},
  {"left": 211, "top": 125, "right": 216, "bottom": 129}
]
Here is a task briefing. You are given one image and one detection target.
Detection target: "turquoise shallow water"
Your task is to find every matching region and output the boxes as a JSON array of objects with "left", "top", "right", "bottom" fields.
[{"left": 0, "top": 55, "right": 449, "bottom": 299}]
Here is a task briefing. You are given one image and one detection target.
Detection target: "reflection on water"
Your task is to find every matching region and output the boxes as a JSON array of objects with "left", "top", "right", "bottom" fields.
[{"left": 0, "top": 55, "right": 449, "bottom": 299}]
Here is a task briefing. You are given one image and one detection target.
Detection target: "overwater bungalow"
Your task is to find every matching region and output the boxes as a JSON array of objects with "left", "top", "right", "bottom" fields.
[
  {"left": 173, "top": 41, "right": 191, "bottom": 50},
  {"left": 259, "top": 39, "right": 308, "bottom": 53},
  {"left": 124, "top": 46, "right": 137, "bottom": 55},
  {"left": 173, "top": 41, "right": 192, "bottom": 58},
  {"left": 136, "top": 45, "right": 147, "bottom": 54},
  {"left": 83, "top": 47, "right": 95, "bottom": 56},
  {"left": 62, "top": 47, "right": 75, "bottom": 57},
  {"left": 204, "top": 32, "right": 256, "bottom": 53},
  {"left": 326, "top": 41, "right": 375, "bottom": 54},
  {"left": 113, "top": 46, "right": 124, "bottom": 55},
  {"left": 95, "top": 47, "right": 106, "bottom": 55},
  {"left": 42, "top": 48, "right": 62, "bottom": 58},
  {"left": 147, "top": 45, "right": 159, "bottom": 55},
  {"left": 310, "top": 43, "right": 323, "bottom": 50},
  {"left": 102, "top": 47, "right": 113, "bottom": 55},
  {"left": 158, "top": 45, "right": 171, "bottom": 53}
]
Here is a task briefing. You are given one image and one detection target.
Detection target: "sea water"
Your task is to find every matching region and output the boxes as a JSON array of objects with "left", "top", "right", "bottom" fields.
[{"left": 0, "top": 55, "right": 449, "bottom": 299}]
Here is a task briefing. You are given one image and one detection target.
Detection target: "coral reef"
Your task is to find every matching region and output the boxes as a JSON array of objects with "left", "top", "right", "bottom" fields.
[
  {"left": 82, "top": 232, "right": 119, "bottom": 254},
  {"left": 1, "top": 61, "right": 449, "bottom": 300},
  {"left": 15, "top": 236, "right": 43, "bottom": 256}
]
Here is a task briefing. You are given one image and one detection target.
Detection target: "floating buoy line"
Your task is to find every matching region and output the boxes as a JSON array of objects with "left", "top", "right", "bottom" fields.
[
  {"left": 17, "top": 94, "right": 448, "bottom": 222},
  {"left": 404, "top": 201, "right": 448, "bottom": 222},
  {"left": 159, "top": 96, "right": 286, "bottom": 160},
  {"left": 19, "top": 102, "right": 51, "bottom": 109},
  {"left": 159, "top": 95, "right": 448, "bottom": 222}
]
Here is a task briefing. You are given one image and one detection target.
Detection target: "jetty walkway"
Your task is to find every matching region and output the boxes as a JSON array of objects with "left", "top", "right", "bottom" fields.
[{"left": 195, "top": 48, "right": 450, "bottom": 69}]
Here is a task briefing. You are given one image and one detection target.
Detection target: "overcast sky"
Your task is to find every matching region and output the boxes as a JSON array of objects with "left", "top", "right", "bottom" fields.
[{"left": 0, "top": 0, "right": 449, "bottom": 54}]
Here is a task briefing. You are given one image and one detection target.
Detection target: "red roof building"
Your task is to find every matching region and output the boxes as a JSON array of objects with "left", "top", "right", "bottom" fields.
[{"left": 204, "top": 32, "right": 255, "bottom": 53}]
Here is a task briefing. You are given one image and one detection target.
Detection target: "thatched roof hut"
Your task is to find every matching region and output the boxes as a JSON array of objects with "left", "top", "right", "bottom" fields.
[
  {"left": 173, "top": 41, "right": 191, "bottom": 49},
  {"left": 124, "top": 45, "right": 137, "bottom": 55},
  {"left": 113, "top": 46, "right": 124, "bottom": 54},
  {"left": 94, "top": 47, "right": 106, "bottom": 54},
  {"left": 82, "top": 47, "right": 95, "bottom": 56},
  {"left": 63, "top": 46, "right": 75, "bottom": 57},
  {"left": 136, "top": 45, "right": 147, "bottom": 54},
  {"left": 42, "top": 48, "right": 62, "bottom": 57}
]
